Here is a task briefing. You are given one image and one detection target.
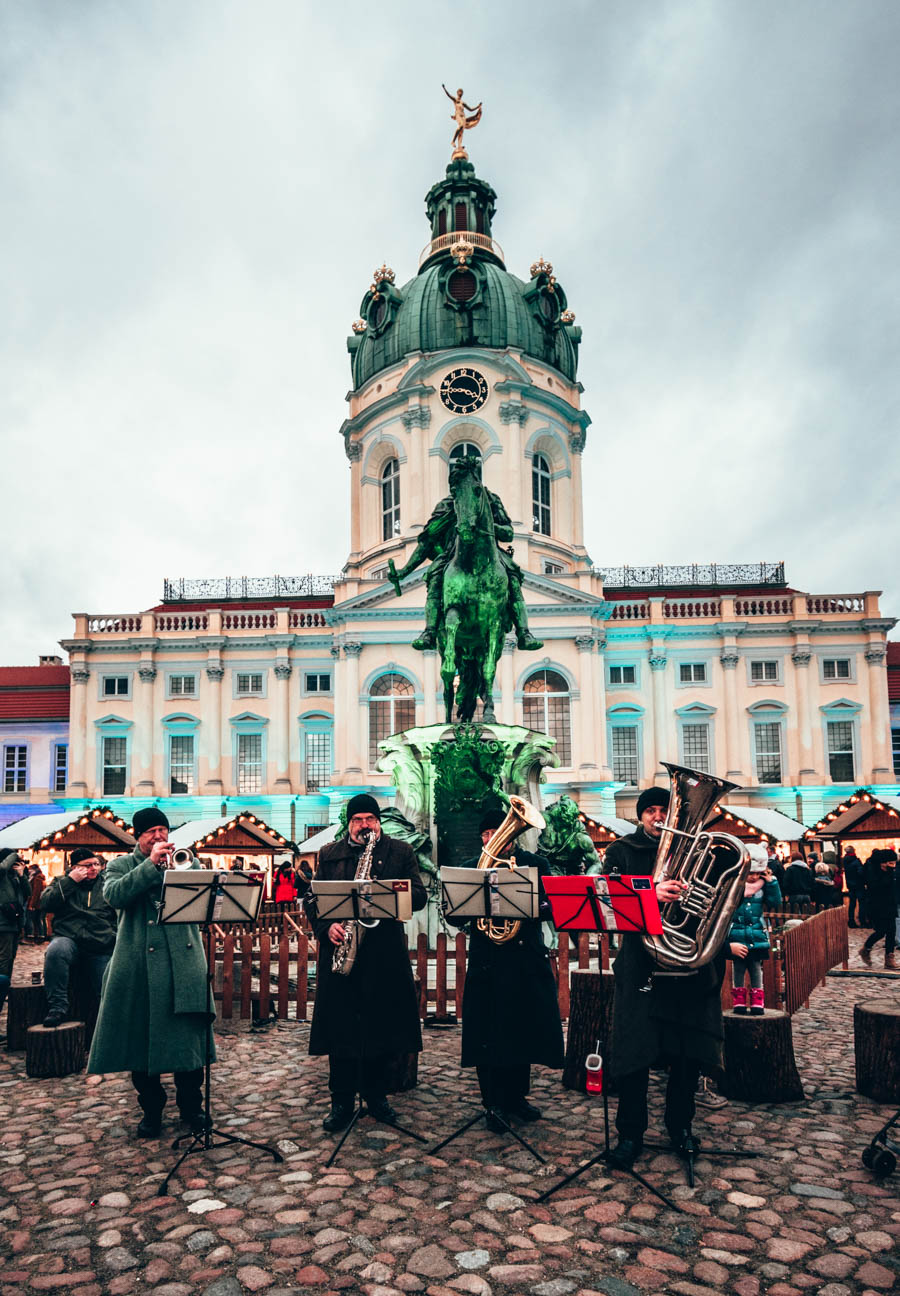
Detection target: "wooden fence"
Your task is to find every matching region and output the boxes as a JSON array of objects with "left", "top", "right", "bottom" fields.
[{"left": 206, "top": 903, "right": 849, "bottom": 1025}]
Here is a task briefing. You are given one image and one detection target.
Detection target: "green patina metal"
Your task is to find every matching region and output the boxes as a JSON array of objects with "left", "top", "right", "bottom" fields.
[
  {"left": 348, "top": 158, "right": 582, "bottom": 389},
  {"left": 537, "top": 796, "right": 601, "bottom": 876},
  {"left": 389, "top": 455, "right": 541, "bottom": 722}
]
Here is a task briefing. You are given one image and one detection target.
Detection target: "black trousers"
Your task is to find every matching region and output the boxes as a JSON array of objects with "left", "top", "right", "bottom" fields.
[
  {"left": 863, "top": 919, "right": 896, "bottom": 955},
  {"left": 328, "top": 1055, "right": 388, "bottom": 1102},
  {"left": 615, "top": 1058, "right": 701, "bottom": 1142},
  {"left": 476, "top": 1063, "right": 530, "bottom": 1109},
  {"left": 847, "top": 891, "right": 867, "bottom": 925},
  {"left": 131, "top": 1068, "right": 204, "bottom": 1118}
]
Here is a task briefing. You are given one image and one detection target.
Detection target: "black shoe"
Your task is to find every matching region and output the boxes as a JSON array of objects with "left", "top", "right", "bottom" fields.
[
  {"left": 42, "top": 1011, "right": 66, "bottom": 1028},
  {"left": 607, "top": 1137, "right": 643, "bottom": 1168},
  {"left": 180, "top": 1112, "right": 212, "bottom": 1136},
  {"left": 136, "top": 1115, "right": 163, "bottom": 1138},
  {"left": 669, "top": 1128, "right": 701, "bottom": 1158},
  {"left": 365, "top": 1097, "right": 397, "bottom": 1125},
  {"left": 485, "top": 1109, "right": 510, "bottom": 1134},
  {"left": 322, "top": 1102, "right": 355, "bottom": 1133},
  {"left": 507, "top": 1098, "right": 542, "bottom": 1122}
]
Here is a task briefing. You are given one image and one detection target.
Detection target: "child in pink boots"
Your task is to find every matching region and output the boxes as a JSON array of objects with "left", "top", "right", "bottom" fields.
[{"left": 728, "top": 844, "right": 782, "bottom": 1014}]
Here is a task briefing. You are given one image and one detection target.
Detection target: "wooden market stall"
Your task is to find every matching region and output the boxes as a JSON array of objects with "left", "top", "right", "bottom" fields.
[
  {"left": 805, "top": 789, "right": 900, "bottom": 859},
  {"left": 705, "top": 802, "right": 808, "bottom": 861},
  {"left": 168, "top": 812, "right": 292, "bottom": 897},
  {"left": 0, "top": 808, "right": 135, "bottom": 879},
  {"left": 578, "top": 811, "right": 636, "bottom": 858}
]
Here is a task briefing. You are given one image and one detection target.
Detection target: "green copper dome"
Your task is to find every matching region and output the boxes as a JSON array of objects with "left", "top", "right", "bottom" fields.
[{"left": 348, "top": 158, "right": 582, "bottom": 390}]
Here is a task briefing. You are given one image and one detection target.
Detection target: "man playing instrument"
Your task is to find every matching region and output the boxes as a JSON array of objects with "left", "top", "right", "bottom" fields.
[
  {"left": 601, "top": 787, "right": 726, "bottom": 1169},
  {"left": 448, "top": 807, "right": 564, "bottom": 1130},
  {"left": 388, "top": 455, "right": 542, "bottom": 653},
  {"left": 309, "top": 794, "right": 427, "bottom": 1132}
]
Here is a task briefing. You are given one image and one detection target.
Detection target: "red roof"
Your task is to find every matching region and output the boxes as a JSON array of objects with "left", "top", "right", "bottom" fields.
[
  {"left": 887, "top": 641, "right": 900, "bottom": 703},
  {"left": 0, "top": 665, "right": 70, "bottom": 722}
]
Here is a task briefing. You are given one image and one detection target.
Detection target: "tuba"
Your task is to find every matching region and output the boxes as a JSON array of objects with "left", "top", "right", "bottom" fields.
[
  {"left": 476, "top": 795, "right": 546, "bottom": 945},
  {"left": 641, "top": 762, "right": 751, "bottom": 974}
]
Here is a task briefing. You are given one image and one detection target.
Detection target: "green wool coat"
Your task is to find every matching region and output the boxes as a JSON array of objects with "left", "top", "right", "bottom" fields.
[{"left": 87, "top": 848, "right": 216, "bottom": 1075}]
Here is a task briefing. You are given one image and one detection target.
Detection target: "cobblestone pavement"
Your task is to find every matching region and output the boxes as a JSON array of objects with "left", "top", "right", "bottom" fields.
[{"left": 1, "top": 933, "right": 898, "bottom": 1296}]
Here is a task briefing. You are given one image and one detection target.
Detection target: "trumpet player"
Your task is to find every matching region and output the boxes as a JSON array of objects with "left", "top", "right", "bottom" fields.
[
  {"left": 601, "top": 787, "right": 726, "bottom": 1169},
  {"left": 87, "top": 808, "right": 214, "bottom": 1138},
  {"left": 308, "top": 795, "right": 427, "bottom": 1132}
]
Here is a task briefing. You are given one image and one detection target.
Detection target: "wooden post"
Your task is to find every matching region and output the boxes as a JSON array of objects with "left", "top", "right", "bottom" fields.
[
  {"left": 454, "top": 932, "right": 466, "bottom": 1019},
  {"left": 562, "top": 969, "right": 616, "bottom": 1093},
  {"left": 26, "top": 1022, "right": 86, "bottom": 1078},
  {"left": 719, "top": 1011, "right": 804, "bottom": 1102},
  {"left": 854, "top": 1000, "right": 900, "bottom": 1102}
]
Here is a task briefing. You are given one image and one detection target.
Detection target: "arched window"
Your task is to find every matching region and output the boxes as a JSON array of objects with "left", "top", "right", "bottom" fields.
[
  {"left": 382, "top": 459, "right": 400, "bottom": 540},
  {"left": 449, "top": 441, "right": 481, "bottom": 463},
  {"left": 532, "top": 453, "right": 551, "bottom": 535},
  {"left": 523, "top": 669, "right": 571, "bottom": 765},
  {"left": 368, "top": 673, "right": 416, "bottom": 768}
]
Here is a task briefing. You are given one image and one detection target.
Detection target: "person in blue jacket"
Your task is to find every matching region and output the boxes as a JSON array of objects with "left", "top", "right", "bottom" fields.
[{"left": 728, "top": 843, "right": 782, "bottom": 1014}]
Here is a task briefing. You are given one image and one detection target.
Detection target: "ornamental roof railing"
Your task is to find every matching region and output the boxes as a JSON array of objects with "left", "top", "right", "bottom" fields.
[
  {"left": 162, "top": 575, "right": 341, "bottom": 603},
  {"left": 598, "top": 562, "right": 786, "bottom": 589},
  {"left": 418, "top": 230, "right": 505, "bottom": 268}
]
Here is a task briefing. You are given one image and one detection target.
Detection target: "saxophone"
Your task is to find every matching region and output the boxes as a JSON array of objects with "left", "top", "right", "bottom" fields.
[
  {"left": 331, "top": 830, "right": 378, "bottom": 976},
  {"left": 476, "top": 795, "right": 546, "bottom": 945}
]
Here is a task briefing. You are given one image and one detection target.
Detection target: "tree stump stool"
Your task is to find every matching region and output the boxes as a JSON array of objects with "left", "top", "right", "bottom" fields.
[
  {"left": 562, "top": 970, "right": 618, "bottom": 1095},
  {"left": 25, "top": 1022, "right": 86, "bottom": 1078},
  {"left": 720, "top": 1010, "right": 804, "bottom": 1102},
  {"left": 854, "top": 999, "right": 900, "bottom": 1102},
  {"left": 7, "top": 983, "right": 47, "bottom": 1051}
]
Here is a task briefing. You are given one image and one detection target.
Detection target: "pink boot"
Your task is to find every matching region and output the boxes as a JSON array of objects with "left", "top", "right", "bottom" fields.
[
  {"left": 731, "top": 985, "right": 747, "bottom": 1014},
  {"left": 750, "top": 987, "right": 765, "bottom": 1015}
]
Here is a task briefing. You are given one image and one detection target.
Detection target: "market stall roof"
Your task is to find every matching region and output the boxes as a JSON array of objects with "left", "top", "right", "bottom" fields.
[
  {"left": 708, "top": 803, "right": 806, "bottom": 843},
  {"left": 169, "top": 812, "right": 289, "bottom": 853},
  {"left": 807, "top": 789, "right": 900, "bottom": 839},
  {"left": 579, "top": 811, "right": 636, "bottom": 840},
  {"left": 298, "top": 823, "right": 339, "bottom": 854},
  {"left": 0, "top": 808, "right": 135, "bottom": 852}
]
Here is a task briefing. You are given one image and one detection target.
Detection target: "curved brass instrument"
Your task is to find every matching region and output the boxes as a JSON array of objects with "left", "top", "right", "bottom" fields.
[
  {"left": 332, "top": 829, "right": 378, "bottom": 976},
  {"left": 171, "top": 848, "right": 195, "bottom": 870},
  {"left": 476, "top": 795, "right": 546, "bottom": 945},
  {"left": 641, "top": 761, "right": 751, "bottom": 974}
]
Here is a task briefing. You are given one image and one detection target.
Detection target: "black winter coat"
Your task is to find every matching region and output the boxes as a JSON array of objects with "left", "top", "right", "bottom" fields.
[
  {"left": 602, "top": 828, "right": 726, "bottom": 1078},
  {"left": 40, "top": 872, "right": 117, "bottom": 953},
  {"left": 308, "top": 833, "right": 426, "bottom": 1060},
  {"left": 449, "top": 848, "right": 564, "bottom": 1070},
  {"left": 782, "top": 862, "right": 814, "bottom": 900},
  {"left": 0, "top": 855, "right": 27, "bottom": 934},
  {"left": 865, "top": 855, "right": 898, "bottom": 919}
]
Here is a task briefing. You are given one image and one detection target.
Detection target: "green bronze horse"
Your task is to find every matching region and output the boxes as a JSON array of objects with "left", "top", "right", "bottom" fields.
[{"left": 440, "top": 455, "right": 509, "bottom": 723}]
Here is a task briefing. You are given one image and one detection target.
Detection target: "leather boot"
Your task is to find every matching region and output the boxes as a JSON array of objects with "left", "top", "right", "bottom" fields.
[
  {"left": 859, "top": 945, "right": 873, "bottom": 966},
  {"left": 885, "top": 952, "right": 897, "bottom": 971},
  {"left": 731, "top": 985, "right": 747, "bottom": 1014}
]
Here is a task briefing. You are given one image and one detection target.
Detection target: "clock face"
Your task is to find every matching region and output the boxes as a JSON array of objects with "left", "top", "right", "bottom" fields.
[{"left": 440, "top": 367, "right": 489, "bottom": 414}]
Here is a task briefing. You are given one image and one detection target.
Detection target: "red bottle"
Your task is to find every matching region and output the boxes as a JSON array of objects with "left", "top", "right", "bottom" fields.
[{"left": 585, "top": 1049, "right": 603, "bottom": 1095}]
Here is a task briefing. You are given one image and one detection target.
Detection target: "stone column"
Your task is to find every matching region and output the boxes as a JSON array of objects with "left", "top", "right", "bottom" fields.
[
  {"left": 344, "top": 642, "right": 364, "bottom": 777},
  {"left": 791, "top": 646, "right": 817, "bottom": 783},
  {"left": 67, "top": 667, "right": 90, "bottom": 797},
  {"left": 648, "top": 653, "right": 669, "bottom": 782},
  {"left": 273, "top": 662, "right": 292, "bottom": 793},
  {"left": 865, "top": 644, "right": 893, "bottom": 782},
  {"left": 574, "top": 635, "right": 597, "bottom": 776},
  {"left": 591, "top": 632, "right": 612, "bottom": 780},
  {"left": 720, "top": 652, "right": 743, "bottom": 780},
  {"left": 135, "top": 665, "right": 157, "bottom": 796},
  {"left": 423, "top": 649, "right": 439, "bottom": 726},
  {"left": 330, "top": 646, "right": 346, "bottom": 779},
  {"left": 499, "top": 637, "right": 516, "bottom": 726},
  {"left": 204, "top": 664, "right": 224, "bottom": 793}
]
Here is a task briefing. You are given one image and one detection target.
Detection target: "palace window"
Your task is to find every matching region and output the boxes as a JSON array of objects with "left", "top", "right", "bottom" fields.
[
  {"left": 523, "top": 670, "right": 571, "bottom": 765},
  {"left": 681, "top": 723, "right": 710, "bottom": 774},
  {"left": 102, "top": 675, "right": 129, "bottom": 697},
  {"left": 608, "top": 664, "right": 636, "bottom": 686},
  {"left": 3, "top": 745, "right": 27, "bottom": 794},
  {"left": 822, "top": 658, "right": 851, "bottom": 680},
  {"left": 679, "top": 663, "right": 707, "bottom": 684},
  {"left": 532, "top": 453, "right": 551, "bottom": 536},
  {"left": 543, "top": 559, "right": 566, "bottom": 575},
  {"left": 750, "top": 660, "right": 779, "bottom": 683},
  {"left": 368, "top": 673, "right": 416, "bottom": 768},
  {"left": 754, "top": 722, "right": 782, "bottom": 784},
  {"left": 169, "top": 674, "right": 196, "bottom": 697},
  {"left": 610, "top": 726, "right": 639, "bottom": 785},
  {"left": 236, "top": 672, "right": 264, "bottom": 695},
  {"left": 306, "top": 731, "right": 332, "bottom": 792},
  {"left": 53, "top": 744, "right": 68, "bottom": 793},
  {"left": 237, "top": 733, "right": 263, "bottom": 794},
  {"left": 101, "top": 737, "right": 127, "bottom": 796},
  {"left": 382, "top": 458, "right": 400, "bottom": 541},
  {"left": 169, "top": 735, "right": 194, "bottom": 795},
  {"left": 892, "top": 728, "right": 900, "bottom": 777},
  {"left": 449, "top": 442, "right": 481, "bottom": 463},
  {"left": 827, "top": 720, "right": 855, "bottom": 783},
  {"left": 304, "top": 673, "right": 331, "bottom": 693}
]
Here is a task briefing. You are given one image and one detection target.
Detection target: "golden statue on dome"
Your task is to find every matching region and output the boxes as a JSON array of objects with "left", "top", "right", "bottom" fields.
[{"left": 442, "top": 84, "right": 482, "bottom": 159}]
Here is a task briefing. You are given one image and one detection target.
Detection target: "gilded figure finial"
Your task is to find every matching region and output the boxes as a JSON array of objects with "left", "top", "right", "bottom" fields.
[{"left": 442, "top": 84, "right": 482, "bottom": 159}]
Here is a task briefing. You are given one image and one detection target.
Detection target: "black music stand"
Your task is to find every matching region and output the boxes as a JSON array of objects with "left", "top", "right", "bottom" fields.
[
  {"left": 155, "top": 870, "right": 284, "bottom": 1196},
  {"left": 428, "top": 865, "right": 546, "bottom": 1165},
  {"left": 310, "top": 876, "right": 427, "bottom": 1168}
]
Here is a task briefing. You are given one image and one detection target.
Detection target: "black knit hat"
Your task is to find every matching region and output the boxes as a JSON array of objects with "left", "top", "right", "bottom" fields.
[
  {"left": 346, "top": 794, "right": 381, "bottom": 821},
  {"left": 132, "top": 807, "right": 170, "bottom": 837},
  {"left": 70, "top": 847, "right": 100, "bottom": 868},
  {"left": 479, "top": 807, "right": 507, "bottom": 835},
  {"left": 636, "top": 787, "right": 670, "bottom": 818}
]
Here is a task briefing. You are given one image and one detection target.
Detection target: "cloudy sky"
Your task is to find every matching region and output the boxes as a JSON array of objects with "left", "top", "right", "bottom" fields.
[{"left": 2, "top": 0, "right": 898, "bottom": 664}]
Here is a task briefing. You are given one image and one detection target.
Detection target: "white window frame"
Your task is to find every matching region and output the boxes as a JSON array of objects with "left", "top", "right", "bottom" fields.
[
  {"left": 748, "top": 658, "right": 781, "bottom": 685},
  {"left": 820, "top": 656, "right": 854, "bottom": 683},
  {"left": 305, "top": 729, "right": 333, "bottom": 792},
  {"left": 53, "top": 743, "right": 68, "bottom": 794},
  {"left": 236, "top": 731, "right": 264, "bottom": 794},
  {"left": 608, "top": 663, "right": 638, "bottom": 689},
  {"left": 532, "top": 452, "right": 552, "bottom": 536},
  {"left": 168, "top": 733, "right": 196, "bottom": 795},
  {"left": 303, "top": 672, "right": 332, "bottom": 696},
  {"left": 101, "top": 735, "right": 128, "bottom": 796},
  {"left": 381, "top": 458, "right": 401, "bottom": 541},
  {"left": 676, "top": 661, "right": 709, "bottom": 688},
  {"left": 167, "top": 673, "right": 198, "bottom": 699},
  {"left": 449, "top": 441, "right": 481, "bottom": 463},
  {"left": 522, "top": 669, "right": 572, "bottom": 767},
  {"left": 542, "top": 559, "right": 567, "bottom": 575},
  {"left": 825, "top": 718, "right": 856, "bottom": 784},
  {"left": 100, "top": 674, "right": 131, "bottom": 699},
  {"left": 609, "top": 724, "right": 640, "bottom": 785},
  {"left": 753, "top": 719, "right": 783, "bottom": 785},
  {"left": 234, "top": 671, "right": 266, "bottom": 698},
  {"left": 3, "top": 744, "right": 28, "bottom": 794}
]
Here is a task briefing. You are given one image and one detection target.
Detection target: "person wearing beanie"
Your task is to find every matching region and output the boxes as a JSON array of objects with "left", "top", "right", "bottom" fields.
[
  {"left": 599, "top": 784, "right": 729, "bottom": 1169},
  {"left": 0, "top": 849, "right": 28, "bottom": 1022},
  {"left": 727, "top": 843, "right": 782, "bottom": 1014},
  {"left": 860, "top": 849, "right": 898, "bottom": 970},
  {"left": 446, "top": 803, "right": 564, "bottom": 1131},
  {"left": 39, "top": 847, "right": 116, "bottom": 1028},
  {"left": 309, "top": 793, "right": 427, "bottom": 1132},
  {"left": 87, "top": 806, "right": 215, "bottom": 1138}
]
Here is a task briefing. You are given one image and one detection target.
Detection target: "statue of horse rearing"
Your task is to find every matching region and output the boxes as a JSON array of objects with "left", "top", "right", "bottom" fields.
[{"left": 439, "top": 456, "right": 509, "bottom": 723}]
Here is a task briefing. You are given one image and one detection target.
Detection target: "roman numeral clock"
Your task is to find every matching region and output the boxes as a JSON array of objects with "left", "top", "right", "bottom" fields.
[{"left": 439, "top": 367, "right": 489, "bottom": 414}]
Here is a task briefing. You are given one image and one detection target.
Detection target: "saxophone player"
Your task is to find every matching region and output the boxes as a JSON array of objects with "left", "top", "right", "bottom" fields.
[{"left": 308, "top": 795, "right": 427, "bottom": 1132}]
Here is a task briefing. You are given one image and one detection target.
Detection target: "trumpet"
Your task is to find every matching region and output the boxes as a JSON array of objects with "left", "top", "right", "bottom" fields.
[{"left": 170, "top": 847, "right": 195, "bottom": 869}]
